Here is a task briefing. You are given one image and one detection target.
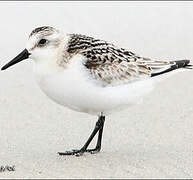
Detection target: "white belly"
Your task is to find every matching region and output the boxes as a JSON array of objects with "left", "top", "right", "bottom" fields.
[{"left": 33, "top": 55, "right": 155, "bottom": 116}]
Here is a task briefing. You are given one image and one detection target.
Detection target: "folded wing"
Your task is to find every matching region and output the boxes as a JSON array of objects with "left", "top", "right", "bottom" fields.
[{"left": 67, "top": 34, "right": 191, "bottom": 87}]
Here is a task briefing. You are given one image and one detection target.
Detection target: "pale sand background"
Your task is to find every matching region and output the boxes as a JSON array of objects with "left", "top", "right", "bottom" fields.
[{"left": 1, "top": 1, "right": 193, "bottom": 178}]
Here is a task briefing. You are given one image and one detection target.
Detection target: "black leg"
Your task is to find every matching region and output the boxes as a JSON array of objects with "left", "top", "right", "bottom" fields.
[
  {"left": 86, "top": 116, "right": 105, "bottom": 153},
  {"left": 58, "top": 115, "right": 105, "bottom": 156}
]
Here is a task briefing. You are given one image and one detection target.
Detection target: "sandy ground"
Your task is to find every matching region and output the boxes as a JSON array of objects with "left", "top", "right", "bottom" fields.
[
  {"left": 1, "top": 2, "right": 193, "bottom": 179},
  {"left": 1, "top": 61, "right": 193, "bottom": 179}
]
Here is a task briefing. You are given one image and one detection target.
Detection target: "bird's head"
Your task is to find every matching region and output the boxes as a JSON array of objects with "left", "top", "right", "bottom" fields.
[{"left": 1, "top": 26, "right": 65, "bottom": 70}]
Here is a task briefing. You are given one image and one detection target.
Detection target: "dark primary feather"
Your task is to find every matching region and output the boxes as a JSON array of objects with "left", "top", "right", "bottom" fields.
[{"left": 151, "top": 60, "right": 191, "bottom": 77}]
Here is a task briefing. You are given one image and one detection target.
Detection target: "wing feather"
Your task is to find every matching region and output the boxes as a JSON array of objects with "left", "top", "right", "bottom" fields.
[{"left": 67, "top": 34, "right": 190, "bottom": 86}]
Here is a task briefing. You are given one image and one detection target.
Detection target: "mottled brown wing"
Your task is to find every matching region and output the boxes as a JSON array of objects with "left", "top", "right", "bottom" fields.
[
  {"left": 67, "top": 34, "right": 190, "bottom": 86},
  {"left": 83, "top": 53, "right": 152, "bottom": 86},
  {"left": 84, "top": 52, "right": 190, "bottom": 86}
]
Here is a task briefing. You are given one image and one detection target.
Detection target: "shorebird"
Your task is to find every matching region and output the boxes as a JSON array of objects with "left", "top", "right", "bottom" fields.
[{"left": 1, "top": 26, "right": 192, "bottom": 156}]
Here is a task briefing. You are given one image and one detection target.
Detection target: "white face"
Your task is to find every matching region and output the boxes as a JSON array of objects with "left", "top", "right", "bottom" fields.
[
  {"left": 26, "top": 27, "right": 64, "bottom": 63},
  {"left": 1, "top": 26, "right": 66, "bottom": 71}
]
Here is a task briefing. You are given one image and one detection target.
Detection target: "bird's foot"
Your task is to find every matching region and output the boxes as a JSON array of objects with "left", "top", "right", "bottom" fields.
[
  {"left": 58, "top": 149, "right": 85, "bottom": 156},
  {"left": 58, "top": 147, "right": 101, "bottom": 156},
  {"left": 86, "top": 147, "right": 101, "bottom": 154}
]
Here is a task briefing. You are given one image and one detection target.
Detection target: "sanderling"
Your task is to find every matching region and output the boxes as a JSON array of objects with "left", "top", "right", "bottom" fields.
[{"left": 1, "top": 26, "right": 192, "bottom": 156}]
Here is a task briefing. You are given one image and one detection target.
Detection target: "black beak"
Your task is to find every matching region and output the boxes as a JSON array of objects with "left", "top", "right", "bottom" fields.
[{"left": 1, "top": 49, "right": 31, "bottom": 71}]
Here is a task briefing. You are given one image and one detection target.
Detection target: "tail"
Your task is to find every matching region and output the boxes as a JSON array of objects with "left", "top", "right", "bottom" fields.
[
  {"left": 173, "top": 59, "right": 192, "bottom": 69},
  {"left": 151, "top": 59, "right": 192, "bottom": 77}
]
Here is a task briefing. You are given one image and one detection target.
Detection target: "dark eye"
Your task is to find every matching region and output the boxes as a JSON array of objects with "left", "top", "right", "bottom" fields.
[{"left": 38, "top": 39, "right": 47, "bottom": 45}]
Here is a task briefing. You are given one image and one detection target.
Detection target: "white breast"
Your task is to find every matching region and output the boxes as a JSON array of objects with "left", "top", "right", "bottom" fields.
[{"left": 33, "top": 54, "right": 155, "bottom": 116}]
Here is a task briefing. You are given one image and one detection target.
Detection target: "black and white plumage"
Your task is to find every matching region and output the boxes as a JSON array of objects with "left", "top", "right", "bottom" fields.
[
  {"left": 1, "top": 26, "right": 192, "bottom": 156},
  {"left": 65, "top": 33, "right": 191, "bottom": 86}
]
